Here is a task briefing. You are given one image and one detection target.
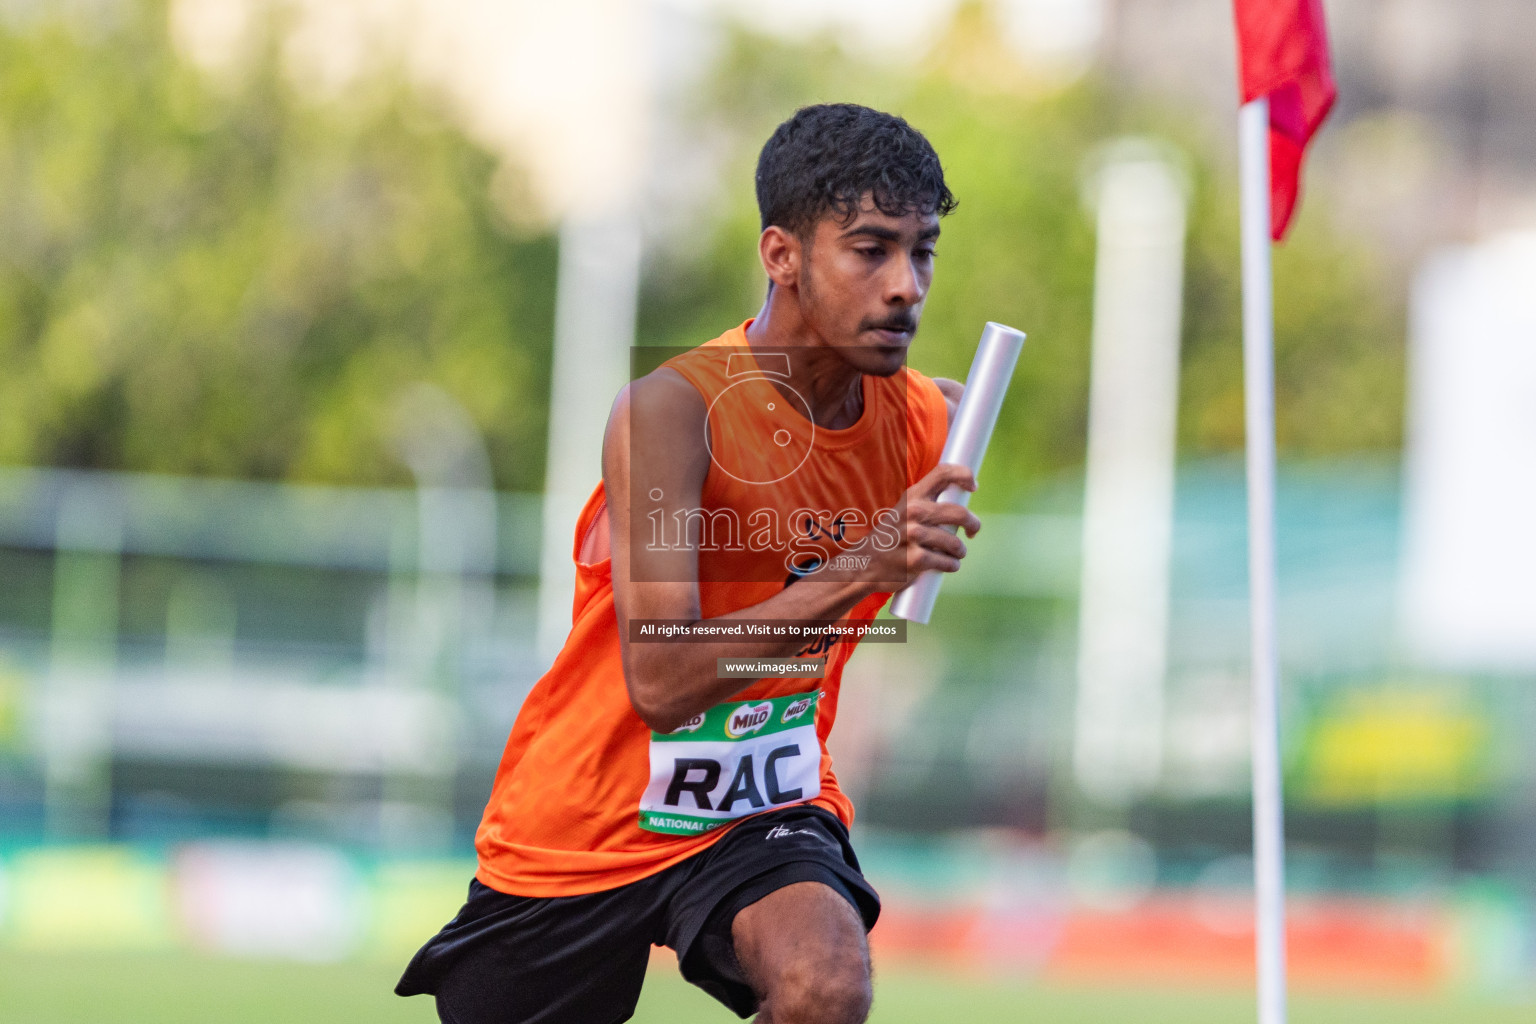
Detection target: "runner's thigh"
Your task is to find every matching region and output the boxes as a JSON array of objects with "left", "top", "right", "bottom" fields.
[
  {"left": 429, "top": 880, "right": 661, "bottom": 1024},
  {"left": 731, "top": 880, "right": 873, "bottom": 1023},
  {"left": 662, "top": 807, "right": 880, "bottom": 1017}
]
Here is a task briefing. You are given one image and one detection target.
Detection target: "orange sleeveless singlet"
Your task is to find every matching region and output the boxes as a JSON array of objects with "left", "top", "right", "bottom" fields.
[{"left": 474, "top": 321, "right": 949, "bottom": 896}]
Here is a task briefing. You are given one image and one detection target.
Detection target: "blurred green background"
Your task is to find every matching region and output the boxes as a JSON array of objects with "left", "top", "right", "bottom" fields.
[{"left": 0, "top": 0, "right": 1401, "bottom": 497}]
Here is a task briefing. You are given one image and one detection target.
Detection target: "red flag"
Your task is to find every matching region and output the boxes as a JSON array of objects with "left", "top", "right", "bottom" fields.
[{"left": 1233, "top": 0, "right": 1336, "bottom": 240}]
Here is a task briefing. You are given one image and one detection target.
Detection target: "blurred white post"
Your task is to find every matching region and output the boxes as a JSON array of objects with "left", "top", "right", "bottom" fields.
[
  {"left": 1400, "top": 234, "right": 1536, "bottom": 671},
  {"left": 1073, "top": 142, "right": 1186, "bottom": 804},
  {"left": 390, "top": 383, "right": 496, "bottom": 849},
  {"left": 45, "top": 478, "right": 123, "bottom": 839},
  {"left": 1239, "top": 97, "right": 1288, "bottom": 1024},
  {"left": 393, "top": 383, "right": 499, "bottom": 681},
  {"left": 536, "top": 216, "right": 641, "bottom": 662},
  {"left": 531, "top": 0, "right": 650, "bottom": 665}
]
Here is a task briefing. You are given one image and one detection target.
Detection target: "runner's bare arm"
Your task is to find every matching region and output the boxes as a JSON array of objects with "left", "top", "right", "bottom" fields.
[
  {"left": 605, "top": 369, "right": 979, "bottom": 733},
  {"left": 934, "top": 377, "right": 963, "bottom": 425}
]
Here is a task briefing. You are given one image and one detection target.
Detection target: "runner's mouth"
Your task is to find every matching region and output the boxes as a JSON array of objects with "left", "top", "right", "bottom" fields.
[{"left": 866, "top": 323, "right": 916, "bottom": 345}]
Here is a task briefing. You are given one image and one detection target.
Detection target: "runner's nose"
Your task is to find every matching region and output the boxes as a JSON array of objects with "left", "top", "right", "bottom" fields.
[{"left": 884, "top": 253, "right": 923, "bottom": 307}]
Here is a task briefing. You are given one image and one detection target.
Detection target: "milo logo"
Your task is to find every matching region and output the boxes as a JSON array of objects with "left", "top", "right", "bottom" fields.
[
  {"left": 781, "top": 696, "right": 815, "bottom": 724},
  {"left": 672, "top": 713, "right": 706, "bottom": 734},
  {"left": 725, "top": 701, "right": 773, "bottom": 739}
]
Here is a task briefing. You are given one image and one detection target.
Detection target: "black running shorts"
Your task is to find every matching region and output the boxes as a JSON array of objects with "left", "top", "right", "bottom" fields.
[{"left": 395, "top": 805, "right": 880, "bottom": 1024}]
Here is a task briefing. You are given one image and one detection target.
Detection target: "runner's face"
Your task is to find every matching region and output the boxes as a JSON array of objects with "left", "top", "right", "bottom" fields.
[{"left": 798, "top": 199, "right": 940, "bottom": 376}]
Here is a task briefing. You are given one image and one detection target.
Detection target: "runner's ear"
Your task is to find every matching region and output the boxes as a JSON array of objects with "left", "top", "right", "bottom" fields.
[{"left": 759, "top": 226, "right": 802, "bottom": 290}]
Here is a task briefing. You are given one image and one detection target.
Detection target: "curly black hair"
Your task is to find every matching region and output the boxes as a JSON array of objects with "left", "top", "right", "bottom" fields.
[{"left": 755, "top": 103, "right": 957, "bottom": 237}]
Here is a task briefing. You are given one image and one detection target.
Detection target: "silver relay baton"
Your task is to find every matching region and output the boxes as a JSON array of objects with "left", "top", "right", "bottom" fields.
[{"left": 891, "top": 321, "right": 1026, "bottom": 624}]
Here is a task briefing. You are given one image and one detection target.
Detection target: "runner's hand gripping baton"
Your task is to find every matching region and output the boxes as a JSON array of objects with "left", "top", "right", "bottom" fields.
[{"left": 891, "top": 321, "right": 1026, "bottom": 625}]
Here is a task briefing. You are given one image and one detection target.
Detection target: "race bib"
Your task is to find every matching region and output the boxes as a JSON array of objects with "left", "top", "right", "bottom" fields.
[{"left": 638, "top": 690, "right": 822, "bottom": 836}]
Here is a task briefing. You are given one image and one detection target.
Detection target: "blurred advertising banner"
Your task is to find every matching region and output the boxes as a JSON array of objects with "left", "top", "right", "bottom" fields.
[
  {"left": 4, "top": 837, "right": 1531, "bottom": 996},
  {"left": 1401, "top": 234, "right": 1536, "bottom": 671}
]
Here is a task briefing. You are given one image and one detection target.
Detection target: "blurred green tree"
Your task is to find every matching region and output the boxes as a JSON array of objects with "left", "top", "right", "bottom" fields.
[
  {"left": 1, "top": 1, "right": 1404, "bottom": 502},
  {"left": 0, "top": 0, "right": 556, "bottom": 489}
]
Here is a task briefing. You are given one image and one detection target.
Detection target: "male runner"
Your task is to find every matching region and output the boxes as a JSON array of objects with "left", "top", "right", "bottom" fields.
[{"left": 397, "top": 102, "right": 980, "bottom": 1024}]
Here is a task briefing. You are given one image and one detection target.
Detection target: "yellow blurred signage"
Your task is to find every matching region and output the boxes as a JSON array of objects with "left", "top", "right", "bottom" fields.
[{"left": 1298, "top": 687, "right": 1491, "bottom": 804}]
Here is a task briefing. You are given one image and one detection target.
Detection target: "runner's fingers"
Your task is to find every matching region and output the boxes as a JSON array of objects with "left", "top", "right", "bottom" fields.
[
  {"left": 908, "top": 523, "right": 967, "bottom": 560},
  {"left": 912, "top": 500, "right": 981, "bottom": 536},
  {"left": 911, "top": 463, "right": 976, "bottom": 501},
  {"left": 908, "top": 547, "right": 962, "bottom": 575}
]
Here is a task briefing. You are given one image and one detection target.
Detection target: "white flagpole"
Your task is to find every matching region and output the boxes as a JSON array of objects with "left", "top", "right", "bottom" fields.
[{"left": 1239, "top": 96, "right": 1288, "bottom": 1024}]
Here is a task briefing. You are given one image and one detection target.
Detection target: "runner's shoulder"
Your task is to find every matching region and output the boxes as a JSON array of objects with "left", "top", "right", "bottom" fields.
[
  {"left": 605, "top": 363, "right": 712, "bottom": 469},
  {"left": 611, "top": 366, "right": 707, "bottom": 436},
  {"left": 911, "top": 371, "right": 962, "bottom": 426},
  {"left": 932, "top": 376, "right": 963, "bottom": 402},
  {"left": 627, "top": 364, "right": 702, "bottom": 403}
]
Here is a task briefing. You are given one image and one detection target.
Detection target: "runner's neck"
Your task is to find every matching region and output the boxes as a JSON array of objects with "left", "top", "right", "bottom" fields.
[{"left": 742, "top": 317, "right": 867, "bottom": 431}]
